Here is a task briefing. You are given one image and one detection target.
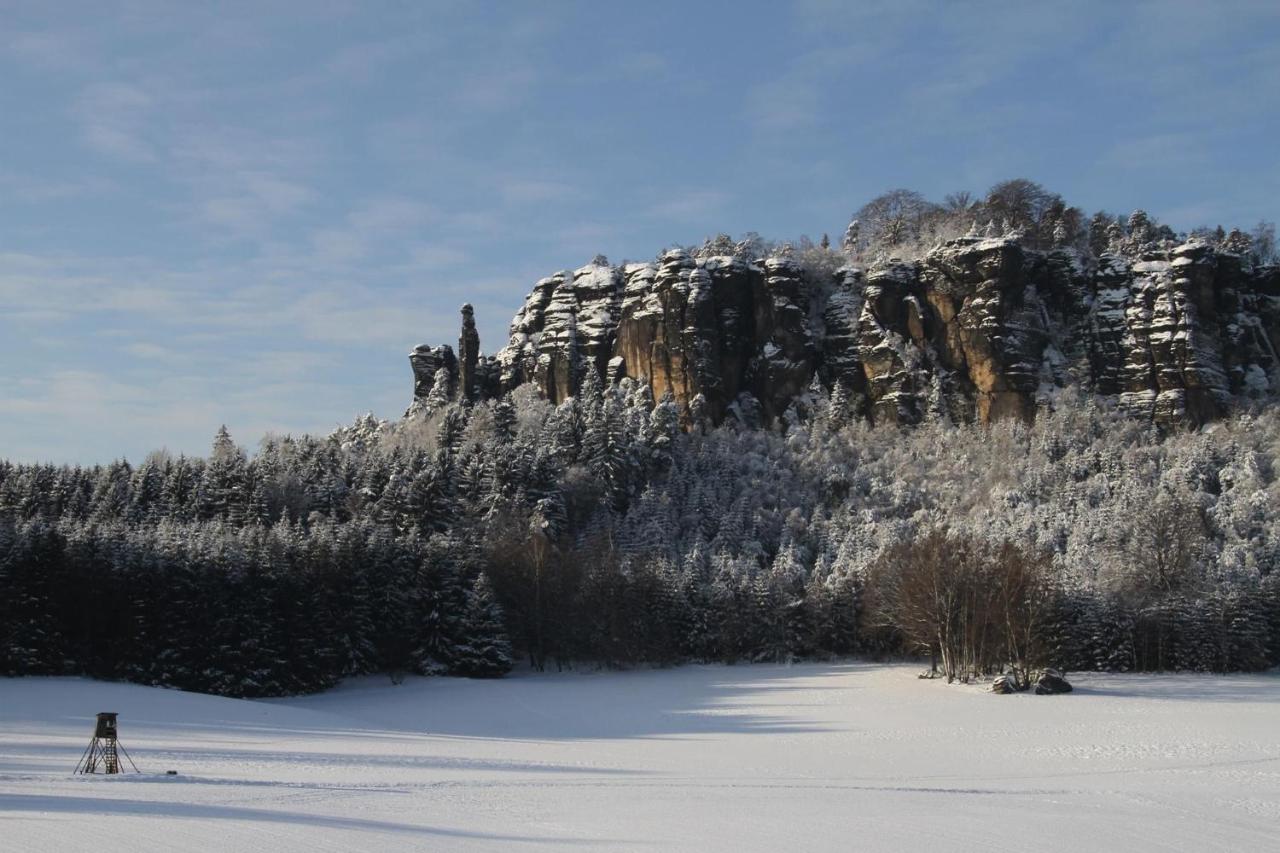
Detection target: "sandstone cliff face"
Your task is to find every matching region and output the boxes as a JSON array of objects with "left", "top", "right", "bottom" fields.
[
  {"left": 411, "top": 237, "right": 1279, "bottom": 429},
  {"left": 495, "top": 260, "right": 624, "bottom": 404},
  {"left": 408, "top": 344, "right": 456, "bottom": 400}
]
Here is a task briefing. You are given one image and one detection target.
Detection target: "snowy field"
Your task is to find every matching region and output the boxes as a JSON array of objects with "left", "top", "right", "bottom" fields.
[{"left": 2, "top": 664, "right": 1279, "bottom": 852}]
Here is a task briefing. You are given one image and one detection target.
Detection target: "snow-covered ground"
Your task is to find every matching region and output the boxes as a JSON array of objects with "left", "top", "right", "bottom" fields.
[{"left": 2, "top": 663, "right": 1278, "bottom": 852}]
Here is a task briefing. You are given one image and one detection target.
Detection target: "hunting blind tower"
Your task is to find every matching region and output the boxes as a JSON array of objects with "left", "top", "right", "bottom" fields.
[{"left": 74, "top": 712, "right": 139, "bottom": 774}]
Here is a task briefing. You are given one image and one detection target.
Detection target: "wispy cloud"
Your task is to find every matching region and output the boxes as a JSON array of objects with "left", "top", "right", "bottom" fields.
[
  {"left": 72, "top": 82, "right": 155, "bottom": 161},
  {"left": 406, "top": 244, "right": 469, "bottom": 269},
  {"left": 5, "top": 32, "right": 80, "bottom": 72},
  {"left": 454, "top": 67, "right": 538, "bottom": 111},
  {"left": 499, "top": 179, "right": 584, "bottom": 206},
  {"left": 200, "top": 174, "right": 317, "bottom": 235},
  {"left": 0, "top": 171, "right": 115, "bottom": 203},
  {"left": 746, "top": 77, "right": 822, "bottom": 133},
  {"left": 648, "top": 190, "right": 732, "bottom": 224},
  {"left": 616, "top": 50, "right": 669, "bottom": 79},
  {"left": 1102, "top": 132, "right": 1213, "bottom": 172}
]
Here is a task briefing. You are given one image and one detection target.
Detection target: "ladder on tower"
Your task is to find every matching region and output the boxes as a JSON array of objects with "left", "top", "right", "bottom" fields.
[{"left": 74, "top": 712, "right": 139, "bottom": 775}]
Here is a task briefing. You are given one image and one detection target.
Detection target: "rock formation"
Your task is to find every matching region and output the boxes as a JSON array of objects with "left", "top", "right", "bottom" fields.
[
  {"left": 458, "top": 303, "right": 480, "bottom": 402},
  {"left": 408, "top": 343, "right": 455, "bottom": 401},
  {"left": 410, "top": 237, "right": 1279, "bottom": 429}
]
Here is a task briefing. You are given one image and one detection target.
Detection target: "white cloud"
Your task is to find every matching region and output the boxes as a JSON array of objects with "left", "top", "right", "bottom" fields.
[
  {"left": 0, "top": 365, "right": 360, "bottom": 464},
  {"left": 499, "top": 179, "right": 583, "bottom": 205},
  {"left": 310, "top": 228, "right": 369, "bottom": 264},
  {"left": 406, "top": 244, "right": 469, "bottom": 269},
  {"left": 122, "top": 342, "right": 175, "bottom": 360},
  {"left": 453, "top": 67, "right": 537, "bottom": 111},
  {"left": 3, "top": 30, "right": 86, "bottom": 71},
  {"left": 648, "top": 190, "right": 731, "bottom": 224},
  {"left": 0, "top": 171, "right": 116, "bottom": 203},
  {"left": 1103, "top": 132, "right": 1212, "bottom": 172},
  {"left": 72, "top": 82, "right": 155, "bottom": 161},
  {"left": 170, "top": 128, "right": 325, "bottom": 175},
  {"left": 306, "top": 197, "right": 441, "bottom": 265},
  {"left": 200, "top": 175, "right": 317, "bottom": 235},
  {"left": 746, "top": 76, "right": 822, "bottom": 133},
  {"left": 617, "top": 51, "right": 669, "bottom": 79},
  {"left": 322, "top": 33, "right": 426, "bottom": 83},
  {"left": 346, "top": 197, "right": 437, "bottom": 233}
]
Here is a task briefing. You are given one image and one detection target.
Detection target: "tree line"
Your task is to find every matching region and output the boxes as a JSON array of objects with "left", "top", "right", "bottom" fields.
[{"left": 4, "top": 370, "right": 1280, "bottom": 694}]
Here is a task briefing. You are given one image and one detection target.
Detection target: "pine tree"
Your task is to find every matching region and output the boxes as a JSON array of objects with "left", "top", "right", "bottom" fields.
[
  {"left": 1126, "top": 210, "right": 1154, "bottom": 249},
  {"left": 492, "top": 395, "right": 517, "bottom": 440},
  {"left": 198, "top": 428, "right": 248, "bottom": 523},
  {"left": 452, "top": 573, "right": 514, "bottom": 677},
  {"left": 410, "top": 535, "right": 465, "bottom": 674},
  {"left": 1222, "top": 227, "right": 1253, "bottom": 257},
  {"left": 841, "top": 217, "right": 860, "bottom": 255},
  {"left": 648, "top": 391, "right": 680, "bottom": 464}
]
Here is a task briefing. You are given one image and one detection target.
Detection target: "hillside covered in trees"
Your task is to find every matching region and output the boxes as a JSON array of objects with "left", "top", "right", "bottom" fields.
[{"left": 3, "top": 180, "right": 1279, "bottom": 697}]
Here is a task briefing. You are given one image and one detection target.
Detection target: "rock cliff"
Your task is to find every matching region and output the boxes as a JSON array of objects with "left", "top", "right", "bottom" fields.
[{"left": 410, "top": 237, "right": 1279, "bottom": 428}]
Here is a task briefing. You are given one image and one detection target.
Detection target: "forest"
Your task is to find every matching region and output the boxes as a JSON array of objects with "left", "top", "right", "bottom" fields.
[{"left": 3, "top": 378, "right": 1279, "bottom": 696}]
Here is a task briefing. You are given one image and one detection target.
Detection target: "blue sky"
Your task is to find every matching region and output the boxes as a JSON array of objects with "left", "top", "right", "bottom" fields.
[{"left": 2, "top": 0, "right": 1278, "bottom": 463}]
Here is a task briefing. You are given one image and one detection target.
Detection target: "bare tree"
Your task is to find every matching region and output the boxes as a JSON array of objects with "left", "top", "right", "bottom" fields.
[
  {"left": 853, "top": 189, "right": 941, "bottom": 254},
  {"left": 990, "top": 541, "right": 1054, "bottom": 684},
  {"left": 1250, "top": 221, "right": 1276, "bottom": 265},
  {"left": 870, "top": 530, "right": 1054, "bottom": 684},
  {"left": 982, "top": 179, "right": 1056, "bottom": 232},
  {"left": 943, "top": 190, "right": 974, "bottom": 213},
  {"left": 1120, "top": 490, "right": 1206, "bottom": 599}
]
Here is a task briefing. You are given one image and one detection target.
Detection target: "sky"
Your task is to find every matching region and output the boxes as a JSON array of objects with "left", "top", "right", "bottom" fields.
[{"left": 2, "top": 0, "right": 1278, "bottom": 464}]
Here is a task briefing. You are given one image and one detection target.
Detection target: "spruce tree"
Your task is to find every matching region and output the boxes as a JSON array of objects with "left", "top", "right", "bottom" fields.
[{"left": 452, "top": 573, "right": 514, "bottom": 677}]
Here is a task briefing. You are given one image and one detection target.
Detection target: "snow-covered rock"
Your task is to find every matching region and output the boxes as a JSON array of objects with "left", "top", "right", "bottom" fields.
[
  {"left": 991, "top": 673, "right": 1022, "bottom": 694},
  {"left": 1035, "top": 669, "right": 1073, "bottom": 695},
  {"left": 409, "top": 237, "right": 1280, "bottom": 429}
]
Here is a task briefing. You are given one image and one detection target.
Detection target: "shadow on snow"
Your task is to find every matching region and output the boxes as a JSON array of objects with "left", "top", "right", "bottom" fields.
[{"left": 0, "top": 792, "right": 610, "bottom": 843}]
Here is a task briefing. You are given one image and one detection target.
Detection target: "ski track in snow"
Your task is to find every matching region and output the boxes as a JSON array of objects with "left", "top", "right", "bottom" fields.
[{"left": 2, "top": 663, "right": 1278, "bottom": 852}]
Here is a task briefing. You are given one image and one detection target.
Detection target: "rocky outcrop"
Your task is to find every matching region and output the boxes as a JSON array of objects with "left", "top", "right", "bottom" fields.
[
  {"left": 458, "top": 303, "right": 480, "bottom": 402},
  {"left": 922, "top": 238, "right": 1049, "bottom": 422},
  {"left": 410, "top": 237, "right": 1279, "bottom": 429},
  {"left": 855, "top": 261, "right": 929, "bottom": 424},
  {"left": 755, "top": 256, "right": 817, "bottom": 421},
  {"left": 612, "top": 252, "right": 759, "bottom": 422},
  {"left": 497, "top": 259, "right": 623, "bottom": 404},
  {"left": 408, "top": 343, "right": 456, "bottom": 401}
]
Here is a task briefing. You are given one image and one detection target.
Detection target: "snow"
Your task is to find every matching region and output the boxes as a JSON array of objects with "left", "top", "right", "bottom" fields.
[
  {"left": 973, "top": 236, "right": 1015, "bottom": 251},
  {"left": 700, "top": 255, "right": 752, "bottom": 273},
  {"left": 3, "top": 664, "right": 1279, "bottom": 852}
]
